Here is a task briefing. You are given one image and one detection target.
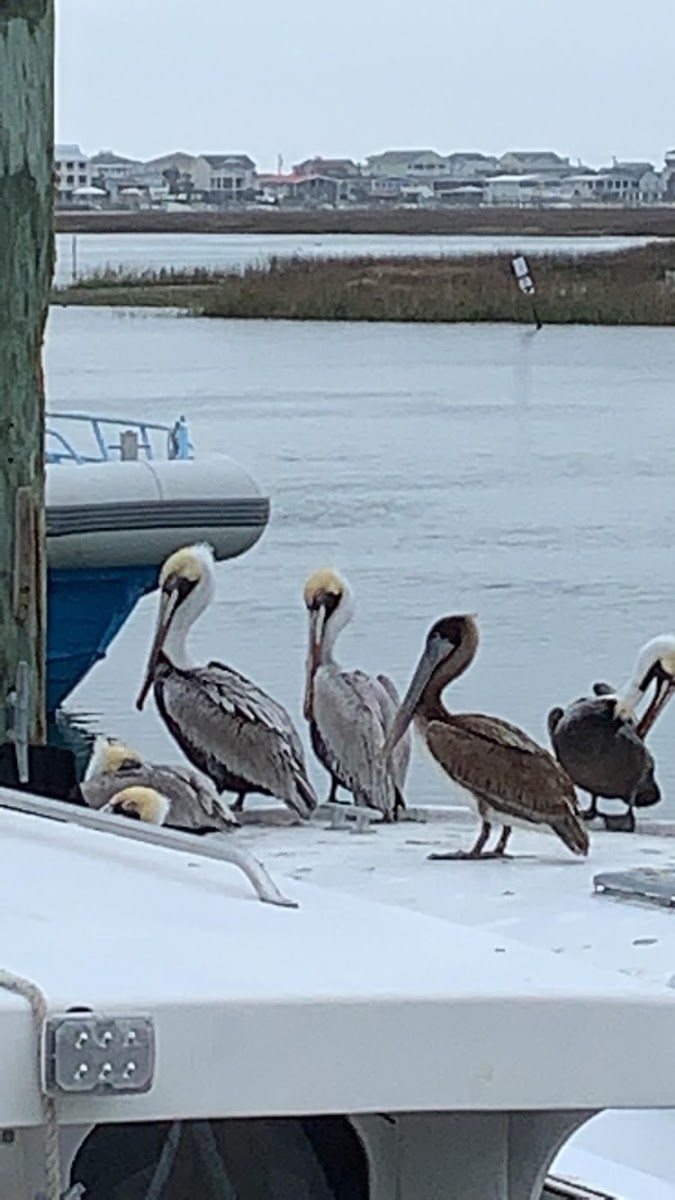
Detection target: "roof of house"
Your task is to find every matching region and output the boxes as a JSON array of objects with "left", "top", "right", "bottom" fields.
[
  {"left": 90, "top": 150, "right": 140, "bottom": 166},
  {"left": 446, "top": 151, "right": 496, "bottom": 162},
  {"left": 367, "top": 149, "right": 444, "bottom": 163},
  {"left": 258, "top": 173, "right": 304, "bottom": 185},
  {"left": 54, "top": 144, "right": 86, "bottom": 159},
  {"left": 202, "top": 154, "right": 256, "bottom": 170},
  {"left": 294, "top": 157, "right": 358, "bottom": 169},
  {"left": 500, "top": 151, "right": 569, "bottom": 164},
  {"left": 600, "top": 161, "right": 655, "bottom": 177}
]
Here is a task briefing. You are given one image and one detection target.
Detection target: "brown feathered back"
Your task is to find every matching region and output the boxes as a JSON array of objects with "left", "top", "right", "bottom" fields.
[{"left": 426, "top": 712, "right": 588, "bottom": 856}]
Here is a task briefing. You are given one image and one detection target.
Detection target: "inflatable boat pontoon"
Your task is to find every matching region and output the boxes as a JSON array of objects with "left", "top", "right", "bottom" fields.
[{"left": 45, "top": 411, "right": 269, "bottom": 712}]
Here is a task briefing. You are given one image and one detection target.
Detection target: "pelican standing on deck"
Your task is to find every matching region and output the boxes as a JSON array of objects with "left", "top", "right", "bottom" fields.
[
  {"left": 383, "top": 615, "right": 588, "bottom": 858},
  {"left": 136, "top": 544, "right": 318, "bottom": 820},
  {"left": 303, "top": 568, "right": 410, "bottom": 819},
  {"left": 78, "top": 735, "right": 239, "bottom": 832},
  {"left": 547, "top": 635, "right": 675, "bottom": 829}
]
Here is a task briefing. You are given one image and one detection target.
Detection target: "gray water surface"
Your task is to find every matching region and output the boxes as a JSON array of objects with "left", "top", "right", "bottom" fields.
[
  {"left": 54, "top": 230, "right": 658, "bottom": 285},
  {"left": 45, "top": 306, "right": 675, "bottom": 816}
]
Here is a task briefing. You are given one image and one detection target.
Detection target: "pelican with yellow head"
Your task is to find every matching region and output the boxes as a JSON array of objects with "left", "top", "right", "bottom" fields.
[
  {"left": 102, "top": 786, "right": 171, "bottom": 826},
  {"left": 79, "top": 734, "right": 239, "bottom": 832},
  {"left": 303, "top": 566, "right": 410, "bottom": 820},
  {"left": 136, "top": 543, "right": 317, "bottom": 821}
]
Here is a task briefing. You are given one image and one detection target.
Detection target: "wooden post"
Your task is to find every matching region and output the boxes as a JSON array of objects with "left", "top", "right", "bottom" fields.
[{"left": 0, "top": 0, "right": 54, "bottom": 744}]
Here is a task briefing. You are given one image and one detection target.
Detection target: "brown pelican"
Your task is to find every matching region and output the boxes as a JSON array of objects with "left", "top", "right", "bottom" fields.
[
  {"left": 136, "top": 544, "right": 318, "bottom": 820},
  {"left": 383, "top": 614, "right": 588, "bottom": 858},
  {"left": 78, "top": 735, "right": 239, "bottom": 832},
  {"left": 547, "top": 635, "right": 675, "bottom": 829},
  {"left": 102, "top": 786, "right": 171, "bottom": 825},
  {"left": 303, "top": 568, "right": 410, "bottom": 820}
]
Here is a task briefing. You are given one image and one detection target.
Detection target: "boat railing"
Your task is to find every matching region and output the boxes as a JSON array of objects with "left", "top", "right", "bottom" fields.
[{"left": 45, "top": 411, "right": 194, "bottom": 464}]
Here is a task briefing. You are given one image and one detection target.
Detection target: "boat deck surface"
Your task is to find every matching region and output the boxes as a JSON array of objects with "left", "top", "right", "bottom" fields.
[
  {"left": 1, "top": 795, "right": 675, "bottom": 1133},
  {"left": 235, "top": 802, "right": 675, "bottom": 990}
]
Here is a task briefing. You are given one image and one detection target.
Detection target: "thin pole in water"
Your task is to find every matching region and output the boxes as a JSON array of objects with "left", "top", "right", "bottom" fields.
[
  {"left": 511, "top": 254, "right": 542, "bottom": 331},
  {"left": 71, "top": 234, "right": 77, "bottom": 282}
]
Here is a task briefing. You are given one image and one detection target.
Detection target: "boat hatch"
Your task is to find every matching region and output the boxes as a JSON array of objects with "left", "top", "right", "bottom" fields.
[{"left": 593, "top": 867, "right": 675, "bottom": 909}]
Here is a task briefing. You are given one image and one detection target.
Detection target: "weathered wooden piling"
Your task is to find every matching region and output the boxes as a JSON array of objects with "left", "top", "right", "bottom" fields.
[{"left": 0, "top": 0, "right": 54, "bottom": 744}]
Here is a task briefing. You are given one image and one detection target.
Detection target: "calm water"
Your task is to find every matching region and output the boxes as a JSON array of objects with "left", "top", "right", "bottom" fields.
[
  {"left": 53, "top": 230, "right": 658, "bottom": 285},
  {"left": 45, "top": 305, "right": 675, "bottom": 815}
]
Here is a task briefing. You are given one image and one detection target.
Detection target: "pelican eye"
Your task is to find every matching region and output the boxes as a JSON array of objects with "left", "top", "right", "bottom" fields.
[
  {"left": 313, "top": 590, "right": 341, "bottom": 618},
  {"left": 164, "top": 573, "right": 199, "bottom": 603}
]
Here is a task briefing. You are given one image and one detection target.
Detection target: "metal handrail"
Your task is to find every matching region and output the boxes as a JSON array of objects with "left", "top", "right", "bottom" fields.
[
  {"left": 0, "top": 787, "right": 298, "bottom": 909},
  {"left": 45, "top": 411, "right": 193, "bottom": 463}
]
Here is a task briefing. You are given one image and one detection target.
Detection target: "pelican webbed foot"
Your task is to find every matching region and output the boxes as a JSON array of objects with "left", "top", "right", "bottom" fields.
[{"left": 428, "top": 820, "right": 513, "bottom": 861}]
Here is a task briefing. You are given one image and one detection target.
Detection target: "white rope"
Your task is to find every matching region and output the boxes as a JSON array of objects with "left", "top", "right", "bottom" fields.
[{"left": 0, "top": 969, "right": 62, "bottom": 1200}]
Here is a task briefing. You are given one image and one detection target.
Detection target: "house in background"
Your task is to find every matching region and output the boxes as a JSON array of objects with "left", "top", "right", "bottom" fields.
[
  {"left": 442, "top": 152, "right": 498, "bottom": 180},
  {"left": 483, "top": 174, "right": 565, "bottom": 205},
  {"left": 564, "top": 160, "right": 664, "bottom": 205},
  {"left": 141, "top": 152, "right": 211, "bottom": 197},
  {"left": 54, "top": 144, "right": 93, "bottom": 202},
  {"left": 90, "top": 151, "right": 141, "bottom": 186},
  {"left": 293, "top": 157, "right": 361, "bottom": 179},
  {"left": 203, "top": 155, "right": 257, "bottom": 203},
  {"left": 496, "top": 150, "right": 573, "bottom": 178},
  {"left": 365, "top": 149, "right": 449, "bottom": 180}
]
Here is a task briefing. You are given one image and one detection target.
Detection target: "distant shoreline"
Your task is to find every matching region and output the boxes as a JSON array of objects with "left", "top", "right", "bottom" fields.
[
  {"left": 52, "top": 243, "right": 675, "bottom": 326},
  {"left": 54, "top": 206, "right": 675, "bottom": 239}
]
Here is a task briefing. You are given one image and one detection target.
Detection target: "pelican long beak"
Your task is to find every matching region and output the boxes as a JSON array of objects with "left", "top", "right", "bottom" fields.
[
  {"left": 136, "top": 587, "right": 180, "bottom": 710},
  {"left": 303, "top": 606, "right": 326, "bottom": 720},
  {"left": 382, "top": 648, "right": 436, "bottom": 760},
  {"left": 637, "top": 670, "right": 675, "bottom": 739}
]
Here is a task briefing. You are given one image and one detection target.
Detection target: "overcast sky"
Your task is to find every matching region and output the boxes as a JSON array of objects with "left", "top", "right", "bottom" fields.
[{"left": 56, "top": 0, "right": 675, "bottom": 170}]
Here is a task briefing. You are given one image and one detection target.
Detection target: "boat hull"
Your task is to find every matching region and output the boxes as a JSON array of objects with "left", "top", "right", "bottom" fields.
[
  {"left": 46, "top": 457, "right": 270, "bottom": 710},
  {"left": 47, "top": 565, "right": 155, "bottom": 712}
]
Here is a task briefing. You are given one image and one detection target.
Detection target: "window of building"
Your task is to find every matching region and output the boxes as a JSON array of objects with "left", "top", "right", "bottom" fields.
[
  {"left": 66, "top": 174, "right": 74, "bottom": 184},
  {"left": 66, "top": 161, "right": 74, "bottom": 169},
  {"left": 79, "top": 175, "right": 87, "bottom": 184}
]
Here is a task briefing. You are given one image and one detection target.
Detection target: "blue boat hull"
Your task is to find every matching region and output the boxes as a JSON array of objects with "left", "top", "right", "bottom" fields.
[{"left": 47, "top": 566, "right": 157, "bottom": 712}]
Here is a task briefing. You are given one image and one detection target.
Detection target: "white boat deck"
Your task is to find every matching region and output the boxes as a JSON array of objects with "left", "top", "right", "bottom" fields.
[
  {"left": 234, "top": 804, "right": 675, "bottom": 990},
  {"left": 1, "top": 794, "right": 675, "bottom": 1136}
]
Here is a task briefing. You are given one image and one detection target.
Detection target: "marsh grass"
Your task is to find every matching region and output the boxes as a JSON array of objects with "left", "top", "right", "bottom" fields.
[{"left": 53, "top": 243, "right": 675, "bottom": 326}]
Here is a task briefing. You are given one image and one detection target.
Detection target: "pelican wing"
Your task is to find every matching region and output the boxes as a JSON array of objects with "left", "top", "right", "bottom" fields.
[
  {"left": 159, "top": 662, "right": 317, "bottom": 817},
  {"left": 376, "top": 673, "right": 411, "bottom": 791},
  {"left": 148, "top": 764, "right": 239, "bottom": 829},
  {"left": 426, "top": 712, "right": 580, "bottom": 826},
  {"left": 313, "top": 667, "right": 397, "bottom": 815}
]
